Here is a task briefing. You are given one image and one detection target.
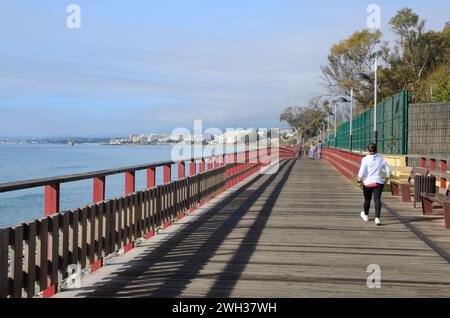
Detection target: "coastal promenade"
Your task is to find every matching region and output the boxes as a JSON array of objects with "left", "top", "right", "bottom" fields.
[{"left": 54, "top": 158, "right": 450, "bottom": 298}]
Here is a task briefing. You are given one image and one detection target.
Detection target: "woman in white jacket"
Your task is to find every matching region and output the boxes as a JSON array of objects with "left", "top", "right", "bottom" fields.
[{"left": 357, "top": 143, "right": 391, "bottom": 226}]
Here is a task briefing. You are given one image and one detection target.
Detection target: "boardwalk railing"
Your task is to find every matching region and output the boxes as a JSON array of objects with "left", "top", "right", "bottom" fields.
[
  {"left": 322, "top": 148, "right": 449, "bottom": 191},
  {"left": 0, "top": 146, "right": 300, "bottom": 298}
]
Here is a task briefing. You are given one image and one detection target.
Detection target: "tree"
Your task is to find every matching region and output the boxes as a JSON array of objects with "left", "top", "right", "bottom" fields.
[
  {"left": 386, "top": 8, "right": 449, "bottom": 102},
  {"left": 321, "top": 8, "right": 450, "bottom": 107},
  {"left": 280, "top": 106, "right": 327, "bottom": 142},
  {"left": 320, "top": 29, "right": 385, "bottom": 112},
  {"left": 415, "top": 65, "right": 450, "bottom": 103}
]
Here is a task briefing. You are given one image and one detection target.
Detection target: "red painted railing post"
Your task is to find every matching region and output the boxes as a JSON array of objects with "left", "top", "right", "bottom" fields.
[
  {"left": 214, "top": 157, "right": 219, "bottom": 169},
  {"left": 236, "top": 152, "right": 239, "bottom": 185},
  {"left": 93, "top": 176, "right": 105, "bottom": 203},
  {"left": 199, "top": 160, "right": 205, "bottom": 173},
  {"left": 163, "top": 164, "right": 171, "bottom": 184},
  {"left": 125, "top": 171, "right": 135, "bottom": 195},
  {"left": 44, "top": 184, "right": 60, "bottom": 216},
  {"left": 190, "top": 160, "right": 196, "bottom": 176},
  {"left": 178, "top": 162, "right": 185, "bottom": 180},
  {"left": 441, "top": 160, "right": 448, "bottom": 190},
  {"left": 207, "top": 159, "right": 213, "bottom": 171},
  {"left": 245, "top": 151, "right": 249, "bottom": 168},
  {"left": 421, "top": 157, "right": 427, "bottom": 169},
  {"left": 147, "top": 167, "right": 155, "bottom": 188},
  {"left": 430, "top": 159, "right": 437, "bottom": 171}
]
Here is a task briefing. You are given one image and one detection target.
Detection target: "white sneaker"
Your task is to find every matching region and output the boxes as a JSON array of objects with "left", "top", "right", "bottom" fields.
[
  {"left": 360, "top": 212, "right": 369, "bottom": 222},
  {"left": 375, "top": 218, "right": 381, "bottom": 226}
]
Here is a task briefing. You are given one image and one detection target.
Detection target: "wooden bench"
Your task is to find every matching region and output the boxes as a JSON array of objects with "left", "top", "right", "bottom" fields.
[
  {"left": 390, "top": 167, "right": 429, "bottom": 203},
  {"left": 421, "top": 173, "right": 450, "bottom": 229}
]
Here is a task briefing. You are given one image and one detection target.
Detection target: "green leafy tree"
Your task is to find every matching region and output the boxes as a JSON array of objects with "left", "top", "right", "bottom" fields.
[
  {"left": 320, "top": 30, "right": 385, "bottom": 112},
  {"left": 416, "top": 65, "right": 450, "bottom": 102},
  {"left": 385, "top": 8, "right": 449, "bottom": 102},
  {"left": 280, "top": 106, "right": 326, "bottom": 142},
  {"left": 321, "top": 7, "right": 450, "bottom": 106}
]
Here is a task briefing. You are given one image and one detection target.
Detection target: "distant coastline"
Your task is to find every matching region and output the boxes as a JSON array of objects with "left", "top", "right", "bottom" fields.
[{"left": 0, "top": 128, "right": 296, "bottom": 147}]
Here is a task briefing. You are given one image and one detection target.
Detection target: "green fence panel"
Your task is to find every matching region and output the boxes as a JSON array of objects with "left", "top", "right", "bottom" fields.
[{"left": 325, "top": 90, "right": 409, "bottom": 154}]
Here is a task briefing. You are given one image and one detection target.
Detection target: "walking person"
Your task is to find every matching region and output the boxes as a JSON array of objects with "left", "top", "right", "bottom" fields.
[
  {"left": 357, "top": 143, "right": 391, "bottom": 226},
  {"left": 309, "top": 143, "right": 316, "bottom": 160},
  {"left": 317, "top": 140, "right": 323, "bottom": 160}
]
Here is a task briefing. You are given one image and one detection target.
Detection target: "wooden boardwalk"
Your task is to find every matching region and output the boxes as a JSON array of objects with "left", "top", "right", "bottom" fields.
[{"left": 55, "top": 158, "right": 450, "bottom": 298}]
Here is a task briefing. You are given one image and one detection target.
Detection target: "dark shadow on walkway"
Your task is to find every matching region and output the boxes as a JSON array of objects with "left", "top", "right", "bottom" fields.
[
  {"left": 73, "top": 159, "right": 296, "bottom": 298},
  {"left": 206, "top": 159, "right": 295, "bottom": 297}
]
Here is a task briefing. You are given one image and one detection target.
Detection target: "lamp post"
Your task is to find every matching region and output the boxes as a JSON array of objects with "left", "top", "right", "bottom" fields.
[
  {"left": 330, "top": 96, "right": 352, "bottom": 149},
  {"left": 319, "top": 95, "right": 351, "bottom": 149},
  {"left": 350, "top": 87, "right": 353, "bottom": 151},
  {"left": 327, "top": 114, "right": 330, "bottom": 142},
  {"left": 318, "top": 96, "right": 333, "bottom": 148},
  {"left": 353, "top": 55, "right": 379, "bottom": 145}
]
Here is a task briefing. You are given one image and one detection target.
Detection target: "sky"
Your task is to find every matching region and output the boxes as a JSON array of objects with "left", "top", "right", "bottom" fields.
[{"left": 0, "top": 0, "right": 449, "bottom": 137}]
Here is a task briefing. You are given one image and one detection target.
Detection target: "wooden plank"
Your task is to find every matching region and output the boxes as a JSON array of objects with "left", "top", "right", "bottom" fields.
[
  {"left": 130, "top": 194, "right": 136, "bottom": 241},
  {"left": 0, "top": 228, "right": 10, "bottom": 298},
  {"left": 79, "top": 207, "right": 88, "bottom": 269},
  {"left": 123, "top": 197, "right": 129, "bottom": 247},
  {"left": 138, "top": 192, "right": 143, "bottom": 238},
  {"left": 173, "top": 182, "right": 178, "bottom": 219},
  {"left": 37, "top": 218, "right": 48, "bottom": 292},
  {"left": 24, "top": 222, "right": 37, "bottom": 298},
  {"left": 88, "top": 205, "right": 96, "bottom": 265},
  {"left": 143, "top": 191, "right": 149, "bottom": 235},
  {"left": 148, "top": 190, "right": 153, "bottom": 233},
  {"left": 141, "top": 191, "right": 146, "bottom": 236},
  {"left": 135, "top": 192, "right": 141, "bottom": 238},
  {"left": 96, "top": 203, "right": 104, "bottom": 261},
  {"left": 168, "top": 184, "right": 172, "bottom": 221},
  {"left": 10, "top": 225, "right": 24, "bottom": 298},
  {"left": 0, "top": 159, "right": 181, "bottom": 193},
  {"left": 150, "top": 189, "right": 156, "bottom": 233},
  {"left": 131, "top": 194, "right": 137, "bottom": 241},
  {"left": 61, "top": 212, "right": 70, "bottom": 280},
  {"left": 70, "top": 209, "right": 80, "bottom": 266},
  {"left": 49, "top": 215, "right": 59, "bottom": 286},
  {"left": 162, "top": 186, "right": 167, "bottom": 226},
  {"left": 109, "top": 199, "right": 118, "bottom": 253},
  {"left": 117, "top": 198, "right": 123, "bottom": 250},
  {"left": 104, "top": 201, "right": 111, "bottom": 256}
]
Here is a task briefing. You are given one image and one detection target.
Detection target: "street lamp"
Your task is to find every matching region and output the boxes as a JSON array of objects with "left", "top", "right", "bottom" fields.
[
  {"left": 333, "top": 96, "right": 352, "bottom": 151},
  {"left": 319, "top": 95, "right": 352, "bottom": 149},
  {"left": 353, "top": 56, "right": 378, "bottom": 145},
  {"left": 327, "top": 111, "right": 334, "bottom": 147},
  {"left": 319, "top": 95, "right": 350, "bottom": 149}
]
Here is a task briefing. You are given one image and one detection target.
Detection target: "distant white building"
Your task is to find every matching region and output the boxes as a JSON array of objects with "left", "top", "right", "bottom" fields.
[{"left": 128, "top": 135, "right": 141, "bottom": 143}]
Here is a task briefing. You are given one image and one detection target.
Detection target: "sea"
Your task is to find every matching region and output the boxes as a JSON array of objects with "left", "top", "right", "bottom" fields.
[{"left": 0, "top": 143, "right": 225, "bottom": 228}]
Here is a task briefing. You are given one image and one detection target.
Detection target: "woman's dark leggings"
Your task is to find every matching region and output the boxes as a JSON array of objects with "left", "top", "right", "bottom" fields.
[{"left": 363, "top": 184, "right": 385, "bottom": 218}]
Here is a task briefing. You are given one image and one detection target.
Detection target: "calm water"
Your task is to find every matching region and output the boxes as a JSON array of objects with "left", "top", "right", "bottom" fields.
[{"left": 0, "top": 144, "right": 223, "bottom": 228}]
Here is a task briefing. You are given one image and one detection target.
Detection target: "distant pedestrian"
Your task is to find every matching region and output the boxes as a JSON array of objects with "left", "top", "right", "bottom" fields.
[
  {"left": 309, "top": 143, "right": 316, "bottom": 160},
  {"left": 357, "top": 143, "right": 391, "bottom": 226},
  {"left": 317, "top": 140, "right": 323, "bottom": 160}
]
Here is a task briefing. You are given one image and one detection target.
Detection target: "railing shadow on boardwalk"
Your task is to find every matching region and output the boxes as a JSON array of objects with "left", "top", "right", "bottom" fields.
[{"left": 71, "top": 159, "right": 297, "bottom": 298}]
